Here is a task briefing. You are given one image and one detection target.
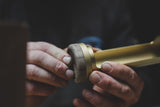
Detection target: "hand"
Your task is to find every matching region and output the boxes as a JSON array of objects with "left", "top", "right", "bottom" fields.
[
  {"left": 73, "top": 62, "right": 144, "bottom": 107},
  {"left": 26, "top": 42, "right": 73, "bottom": 105}
]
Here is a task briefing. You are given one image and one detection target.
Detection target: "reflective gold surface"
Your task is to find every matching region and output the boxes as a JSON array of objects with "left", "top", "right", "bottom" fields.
[
  {"left": 78, "top": 43, "right": 96, "bottom": 80},
  {"left": 95, "top": 40, "right": 160, "bottom": 68},
  {"left": 68, "top": 36, "right": 160, "bottom": 83}
]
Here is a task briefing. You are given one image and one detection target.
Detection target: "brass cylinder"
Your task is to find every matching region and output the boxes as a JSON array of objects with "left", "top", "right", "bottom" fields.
[{"left": 68, "top": 36, "right": 160, "bottom": 83}]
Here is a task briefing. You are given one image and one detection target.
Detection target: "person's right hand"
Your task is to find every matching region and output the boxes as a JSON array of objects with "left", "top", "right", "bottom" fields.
[{"left": 26, "top": 42, "right": 73, "bottom": 105}]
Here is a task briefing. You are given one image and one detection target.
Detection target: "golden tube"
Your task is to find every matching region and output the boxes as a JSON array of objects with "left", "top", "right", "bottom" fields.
[
  {"left": 94, "top": 39, "right": 160, "bottom": 68},
  {"left": 68, "top": 36, "right": 160, "bottom": 83}
]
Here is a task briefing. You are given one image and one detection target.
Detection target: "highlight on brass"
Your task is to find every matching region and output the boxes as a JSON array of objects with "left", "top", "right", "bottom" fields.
[{"left": 68, "top": 36, "right": 160, "bottom": 83}]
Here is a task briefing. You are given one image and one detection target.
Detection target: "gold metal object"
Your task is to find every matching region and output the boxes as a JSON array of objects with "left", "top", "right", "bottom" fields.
[{"left": 68, "top": 36, "right": 160, "bottom": 83}]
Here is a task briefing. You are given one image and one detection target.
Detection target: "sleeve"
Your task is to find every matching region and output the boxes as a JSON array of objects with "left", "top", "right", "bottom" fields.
[{"left": 100, "top": 0, "right": 137, "bottom": 49}]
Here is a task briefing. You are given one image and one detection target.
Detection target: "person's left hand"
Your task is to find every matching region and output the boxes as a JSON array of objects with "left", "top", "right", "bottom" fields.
[{"left": 73, "top": 62, "right": 144, "bottom": 107}]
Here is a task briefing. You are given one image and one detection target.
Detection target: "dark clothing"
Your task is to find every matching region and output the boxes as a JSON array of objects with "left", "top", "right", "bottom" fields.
[{"left": 0, "top": 0, "right": 160, "bottom": 107}]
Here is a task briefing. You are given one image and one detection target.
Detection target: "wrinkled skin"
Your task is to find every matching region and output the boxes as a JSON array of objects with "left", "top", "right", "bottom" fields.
[
  {"left": 73, "top": 62, "right": 144, "bottom": 107},
  {"left": 25, "top": 42, "right": 144, "bottom": 107},
  {"left": 26, "top": 42, "right": 74, "bottom": 106}
]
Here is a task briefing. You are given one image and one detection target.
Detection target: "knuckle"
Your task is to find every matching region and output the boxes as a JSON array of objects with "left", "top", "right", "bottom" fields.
[
  {"left": 55, "top": 61, "right": 65, "bottom": 72},
  {"left": 121, "top": 86, "right": 131, "bottom": 97},
  {"left": 35, "top": 52, "right": 46, "bottom": 63},
  {"left": 56, "top": 53, "right": 63, "bottom": 60},
  {"left": 112, "top": 63, "right": 125, "bottom": 74},
  {"left": 27, "top": 65, "right": 38, "bottom": 78},
  {"left": 37, "top": 42, "right": 52, "bottom": 53},
  {"left": 120, "top": 86, "right": 139, "bottom": 104},
  {"left": 118, "top": 69, "right": 124, "bottom": 75},
  {"left": 102, "top": 78, "right": 112, "bottom": 89},
  {"left": 29, "top": 50, "right": 46, "bottom": 64},
  {"left": 120, "top": 67, "right": 129, "bottom": 75},
  {"left": 37, "top": 42, "right": 65, "bottom": 59},
  {"left": 115, "top": 62, "right": 123, "bottom": 69}
]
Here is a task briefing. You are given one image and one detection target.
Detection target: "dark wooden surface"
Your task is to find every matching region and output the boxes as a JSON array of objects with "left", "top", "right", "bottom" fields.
[{"left": 0, "top": 23, "right": 27, "bottom": 107}]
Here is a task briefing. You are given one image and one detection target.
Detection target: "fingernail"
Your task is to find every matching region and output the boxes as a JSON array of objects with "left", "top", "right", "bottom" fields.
[
  {"left": 66, "top": 69, "right": 74, "bottom": 79},
  {"left": 63, "top": 56, "right": 71, "bottom": 64},
  {"left": 83, "top": 89, "right": 94, "bottom": 99},
  {"left": 90, "top": 72, "right": 101, "bottom": 84},
  {"left": 101, "top": 62, "right": 112, "bottom": 72}
]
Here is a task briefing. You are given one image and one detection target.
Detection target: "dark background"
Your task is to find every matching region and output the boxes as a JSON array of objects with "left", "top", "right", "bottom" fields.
[{"left": 1, "top": 0, "right": 160, "bottom": 41}]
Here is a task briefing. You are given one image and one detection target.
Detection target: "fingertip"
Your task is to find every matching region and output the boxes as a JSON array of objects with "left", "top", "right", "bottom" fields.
[
  {"left": 63, "top": 56, "right": 71, "bottom": 65},
  {"left": 89, "top": 71, "right": 101, "bottom": 84},
  {"left": 65, "top": 69, "right": 74, "bottom": 79},
  {"left": 101, "top": 61, "right": 113, "bottom": 72}
]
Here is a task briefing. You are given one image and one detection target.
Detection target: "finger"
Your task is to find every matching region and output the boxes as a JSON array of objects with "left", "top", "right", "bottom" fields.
[
  {"left": 93, "top": 85, "right": 110, "bottom": 96},
  {"left": 89, "top": 71, "right": 136, "bottom": 103},
  {"left": 101, "top": 62, "right": 144, "bottom": 91},
  {"left": 27, "top": 50, "right": 73, "bottom": 80},
  {"left": 82, "top": 89, "right": 125, "bottom": 107},
  {"left": 73, "top": 98, "right": 93, "bottom": 107},
  {"left": 27, "top": 42, "right": 71, "bottom": 65},
  {"left": 26, "top": 80, "right": 56, "bottom": 96},
  {"left": 26, "top": 64, "right": 68, "bottom": 87},
  {"left": 93, "top": 85, "right": 121, "bottom": 101}
]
